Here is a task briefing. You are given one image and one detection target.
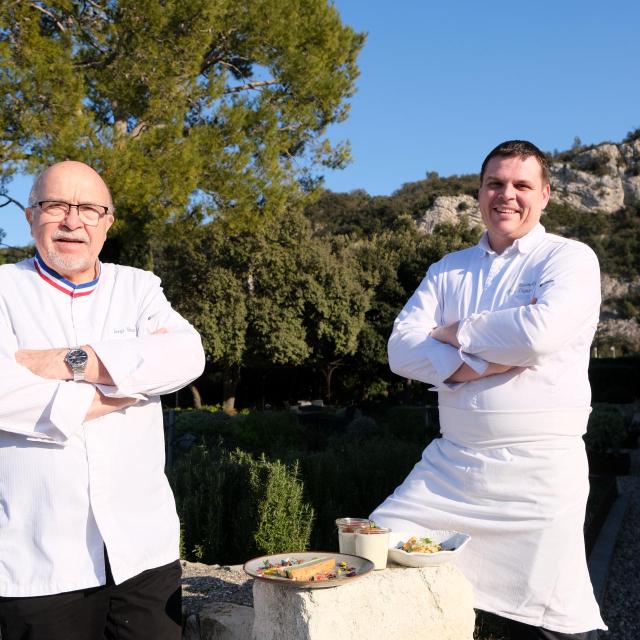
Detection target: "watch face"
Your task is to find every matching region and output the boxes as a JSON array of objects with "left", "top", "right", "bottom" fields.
[{"left": 66, "top": 349, "right": 88, "bottom": 367}]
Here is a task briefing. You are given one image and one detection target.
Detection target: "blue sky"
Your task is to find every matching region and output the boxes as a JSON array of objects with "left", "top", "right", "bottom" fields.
[{"left": 2, "top": 0, "right": 639, "bottom": 247}]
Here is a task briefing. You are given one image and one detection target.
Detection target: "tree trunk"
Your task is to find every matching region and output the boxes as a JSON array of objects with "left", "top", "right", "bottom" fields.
[
  {"left": 322, "top": 361, "right": 341, "bottom": 403},
  {"left": 222, "top": 366, "right": 241, "bottom": 414},
  {"left": 190, "top": 384, "right": 202, "bottom": 409}
]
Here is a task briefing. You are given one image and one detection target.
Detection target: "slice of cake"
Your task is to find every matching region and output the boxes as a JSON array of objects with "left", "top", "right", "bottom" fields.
[{"left": 284, "top": 557, "right": 336, "bottom": 581}]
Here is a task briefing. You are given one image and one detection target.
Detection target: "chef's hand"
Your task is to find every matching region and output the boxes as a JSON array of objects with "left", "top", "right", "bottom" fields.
[
  {"left": 430, "top": 321, "right": 461, "bottom": 348},
  {"left": 446, "top": 361, "right": 513, "bottom": 383},
  {"left": 84, "top": 388, "right": 139, "bottom": 422}
]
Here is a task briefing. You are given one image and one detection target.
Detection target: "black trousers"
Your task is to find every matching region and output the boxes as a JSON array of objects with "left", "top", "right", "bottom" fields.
[
  {"left": 507, "top": 618, "right": 600, "bottom": 640},
  {"left": 0, "top": 555, "right": 181, "bottom": 640}
]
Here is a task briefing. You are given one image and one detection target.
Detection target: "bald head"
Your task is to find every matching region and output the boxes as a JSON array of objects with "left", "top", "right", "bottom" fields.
[
  {"left": 26, "top": 160, "right": 115, "bottom": 284},
  {"left": 28, "top": 161, "right": 114, "bottom": 213}
]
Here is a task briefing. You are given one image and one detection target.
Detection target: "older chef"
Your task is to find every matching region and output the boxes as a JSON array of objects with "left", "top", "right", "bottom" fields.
[
  {"left": 0, "top": 161, "right": 205, "bottom": 640},
  {"left": 371, "top": 140, "right": 606, "bottom": 640}
]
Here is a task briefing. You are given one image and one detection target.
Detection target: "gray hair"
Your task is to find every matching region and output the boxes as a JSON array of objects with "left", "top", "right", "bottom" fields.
[{"left": 27, "top": 171, "right": 45, "bottom": 208}]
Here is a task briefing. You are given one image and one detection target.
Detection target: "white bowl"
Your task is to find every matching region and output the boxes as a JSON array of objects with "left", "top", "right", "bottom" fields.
[{"left": 387, "top": 529, "right": 471, "bottom": 567}]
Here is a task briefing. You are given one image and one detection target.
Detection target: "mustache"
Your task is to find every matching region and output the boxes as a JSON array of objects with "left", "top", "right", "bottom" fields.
[{"left": 51, "top": 231, "right": 90, "bottom": 243}]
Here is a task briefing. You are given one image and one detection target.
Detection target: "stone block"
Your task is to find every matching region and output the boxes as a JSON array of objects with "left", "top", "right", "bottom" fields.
[
  {"left": 251, "top": 562, "right": 475, "bottom": 640},
  {"left": 199, "top": 602, "right": 254, "bottom": 640}
]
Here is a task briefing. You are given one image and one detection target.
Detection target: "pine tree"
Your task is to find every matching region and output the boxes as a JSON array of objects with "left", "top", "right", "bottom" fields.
[{"left": 0, "top": 0, "right": 364, "bottom": 266}]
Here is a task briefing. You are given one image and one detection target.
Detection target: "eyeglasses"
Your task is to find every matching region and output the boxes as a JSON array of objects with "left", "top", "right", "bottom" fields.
[{"left": 35, "top": 201, "right": 111, "bottom": 227}]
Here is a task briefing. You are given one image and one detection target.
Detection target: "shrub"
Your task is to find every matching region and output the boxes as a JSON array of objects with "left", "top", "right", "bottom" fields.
[
  {"left": 233, "top": 410, "right": 305, "bottom": 457},
  {"left": 584, "top": 406, "right": 627, "bottom": 452},
  {"left": 171, "top": 407, "right": 235, "bottom": 446},
  {"left": 248, "top": 453, "right": 314, "bottom": 554},
  {"left": 301, "top": 436, "right": 424, "bottom": 549},
  {"left": 623, "top": 127, "right": 640, "bottom": 143},
  {"left": 169, "top": 445, "right": 313, "bottom": 564},
  {"left": 376, "top": 405, "right": 441, "bottom": 443},
  {"left": 589, "top": 358, "right": 640, "bottom": 403}
]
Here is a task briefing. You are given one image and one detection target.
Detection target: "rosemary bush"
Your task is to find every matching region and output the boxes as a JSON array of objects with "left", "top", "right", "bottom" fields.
[{"left": 170, "top": 445, "right": 313, "bottom": 564}]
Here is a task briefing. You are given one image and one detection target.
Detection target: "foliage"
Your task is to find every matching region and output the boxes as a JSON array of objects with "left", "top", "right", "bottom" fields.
[
  {"left": 589, "top": 358, "right": 640, "bottom": 403},
  {"left": 624, "top": 127, "right": 640, "bottom": 143},
  {"left": 584, "top": 405, "right": 628, "bottom": 452},
  {"left": 168, "top": 400, "right": 628, "bottom": 570},
  {"left": 167, "top": 404, "right": 443, "bottom": 555},
  {"left": 169, "top": 444, "right": 313, "bottom": 563},
  {"left": 233, "top": 410, "right": 304, "bottom": 457},
  {"left": 304, "top": 172, "right": 480, "bottom": 239},
  {"left": 337, "top": 217, "right": 481, "bottom": 401},
  {"left": 172, "top": 406, "right": 236, "bottom": 447},
  {"left": 374, "top": 405, "right": 441, "bottom": 443},
  {"left": 156, "top": 209, "right": 372, "bottom": 407},
  {"left": 301, "top": 435, "right": 425, "bottom": 549},
  {"left": 544, "top": 203, "right": 640, "bottom": 279},
  {"left": 249, "top": 454, "right": 314, "bottom": 555},
  {"left": 0, "top": 244, "right": 33, "bottom": 266},
  {"left": 0, "top": 0, "right": 364, "bottom": 266}
]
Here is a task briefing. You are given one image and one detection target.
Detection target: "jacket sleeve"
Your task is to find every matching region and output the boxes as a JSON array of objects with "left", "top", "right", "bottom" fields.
[
  {"left": 90, "top": 272, "right": 206, "bottom": 399},
  {"left": 388, "top": 261, "right": 487, "bottom": 390},
  {"left": 456, "top": 242, "right": 601, "bottom": 366},
  {"left": 0, "top": 311, "right": 96, "bottom": 444}
]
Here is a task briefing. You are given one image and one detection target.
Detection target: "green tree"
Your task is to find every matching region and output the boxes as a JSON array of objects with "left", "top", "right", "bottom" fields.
[
  {"left": 341, "top": 216, "right": 481, "bottom": 401},
  {"left": 299, "top": 236, "right": 371, "bottom": 401},
  {"left": 0, "top": 0, "right": 364, "bottom": 266},
  {"left": 157, "top": 208, "right": 371, "bottom": 409}
]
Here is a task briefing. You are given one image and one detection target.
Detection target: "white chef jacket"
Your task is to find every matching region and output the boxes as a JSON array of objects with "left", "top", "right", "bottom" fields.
[
  {"left": 0, "top": 255, "right": 205, "bottom": 597},
  {"left": 371, "top": 224, "right": 607, "bottom": 633}
]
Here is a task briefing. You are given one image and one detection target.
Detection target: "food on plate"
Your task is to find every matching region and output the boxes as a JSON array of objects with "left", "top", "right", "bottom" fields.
[
  {"left": 258, "top": 557, "right": 356, "bottom": 582},
  {"left": 400, "top": 536, "right": 444, "bottom": 554},
  {"left": 284, "top": 557, "right": 336, "bottom": 580}
]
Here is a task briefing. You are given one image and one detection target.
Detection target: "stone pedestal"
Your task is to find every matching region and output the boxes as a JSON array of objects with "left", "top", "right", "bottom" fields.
[
  {"left": 251, "top": 562, "right": 475, "bottom": 640},
  {"left": 194, "top": 602, "right": 254, "bottom": 640}
]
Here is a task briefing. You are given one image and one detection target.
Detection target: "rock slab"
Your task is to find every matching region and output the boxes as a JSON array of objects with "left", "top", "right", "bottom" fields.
[
  {"left": 251, "top": 562, "right": 475, "bottom": 640},
  {"left": 198, "top": 602, "right": 254, "bottom": 640}
]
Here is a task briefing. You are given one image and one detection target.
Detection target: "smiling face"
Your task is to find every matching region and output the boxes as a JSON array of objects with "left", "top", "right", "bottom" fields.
[
  {"left": 25, "top": 161, "right": 114, "bottom": 284},
  {"left": 478, "top": 155, "right": 551, "bottom": 254}
]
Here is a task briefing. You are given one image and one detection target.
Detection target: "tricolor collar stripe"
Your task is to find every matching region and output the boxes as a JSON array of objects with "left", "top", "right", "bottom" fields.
[{"left": 33, "top": 253, "right": 100, "bottom": 298}]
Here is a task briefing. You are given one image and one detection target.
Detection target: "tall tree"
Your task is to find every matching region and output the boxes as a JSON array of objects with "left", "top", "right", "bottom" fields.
[
  {"left": 0, "top": 0, "right": 364, "bottom": 266},
  {"left": 341, "top": 216, "right": 482, "bottom": 401},
  {"left": 157, "top": 208, "right": 370, "bottom": 410}
]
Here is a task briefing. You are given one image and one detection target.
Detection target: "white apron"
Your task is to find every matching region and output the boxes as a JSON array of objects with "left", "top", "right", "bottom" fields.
[{"left": 370, "top": 406, "right": 607, "bottom": 634}]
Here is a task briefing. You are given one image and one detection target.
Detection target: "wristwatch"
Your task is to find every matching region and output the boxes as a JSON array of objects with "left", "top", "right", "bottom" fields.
[{"left": 64, "top": 347, "right": 89, "bottom": 381}]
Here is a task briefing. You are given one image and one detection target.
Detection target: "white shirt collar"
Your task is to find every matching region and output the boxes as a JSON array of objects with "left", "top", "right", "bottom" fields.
[{"left": 479, "top": 223, "right": 546, "bottom": 256}]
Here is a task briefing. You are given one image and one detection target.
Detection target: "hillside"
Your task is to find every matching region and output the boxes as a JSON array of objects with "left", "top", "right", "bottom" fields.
[{"left": 305, "top": 129, "right": 640, "bottom": 355}]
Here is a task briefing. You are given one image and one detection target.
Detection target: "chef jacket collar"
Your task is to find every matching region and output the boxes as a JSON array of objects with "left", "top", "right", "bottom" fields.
[
  {"left": 33, "top": 251, "right": 101, "bottom": 298},
  {"left": 479, "top": 223, "right": 546, "bottom": 257}
]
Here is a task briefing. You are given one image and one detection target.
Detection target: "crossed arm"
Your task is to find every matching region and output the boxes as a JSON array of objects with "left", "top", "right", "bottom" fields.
[
  {"left": 429, "top": 321, "right": 514, "bottom": 382},
  {"left": 15, "top": 345, "right": 137, "bottom": 421},
  {"left": 15, "top": 326, "right": 172, "bottom": 421}
]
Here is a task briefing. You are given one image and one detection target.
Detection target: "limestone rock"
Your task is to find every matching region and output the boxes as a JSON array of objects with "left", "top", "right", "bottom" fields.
[
  {"left": 251, "top": 563, "right": 475, "bottom": 640},
  {"left": 597, "top": 319, "right": 640, "bottom": 353},
  {"left": 547, "top": 141, "right": 640, "bottom": 213},
  {"left": 600, "top": 274, "right": 640, "bottom": 301},
  {"left": 417, "top": 195, "right": 482, "bottom": 234},
  {"left": 619, "top": 139, "right": 640, "bottom": 167},
  {"left": 622, "top": 175, "right": 640, "bottom": 206},
  {"left": 571, "top": 143, "right": 622, "bottom": 174},
  {"left": 199, "top": 602, "right": 254, "bottom": 640},
  {"left": 549, "top": 164, "right": 625, "bottom": 214}
]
